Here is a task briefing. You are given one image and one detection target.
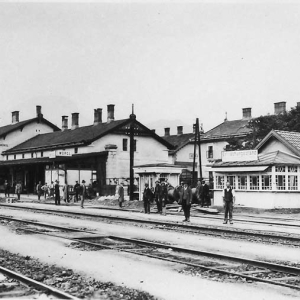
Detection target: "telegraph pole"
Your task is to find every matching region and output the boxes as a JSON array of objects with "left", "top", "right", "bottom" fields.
[
  {"left": 129, "top": 104, "right": 135, "bottom": 200},
  {"left": 192, "top": 118, "right": 203, "bottom": 186}
]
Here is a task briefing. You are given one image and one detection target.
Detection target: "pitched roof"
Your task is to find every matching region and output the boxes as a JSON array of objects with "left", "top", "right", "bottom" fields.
[
  {"left": 0, "top": 117, "right": 60, "bottom": 138},
  {"left": 202, "top": 119, "right": 252, "bottom": 140},
  {"left": 256, "top": 130, "right": 300, "bottom": 157},
  {"left": 162, "top": 133, "right": 195, "bottom": 149},
  {"left": 212, "top": 151, "right": 300, "bottom": 167},
  {"left": 4, "top": 118, "right": 173, "bottom": 154}
]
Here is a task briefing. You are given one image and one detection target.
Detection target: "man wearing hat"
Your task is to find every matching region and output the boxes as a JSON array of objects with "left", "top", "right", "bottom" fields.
[
  {"left": 81, "top": 180, "right": 86, "bottom": 209},
  {"left": 180, "top": 182, "right": 192, "bottom": 222},
  {"left": 143, "top": 183, "right": 153, "bottom": 214},
  {"left": 54, "top": 180, "right": 60, "bottom": 205},
  {"left": 74, "top": 180, "right": 80, "bottom": 202},
  {"left": 154, "top": 181, "right": 162, "bottom": 213},
  {"left": 160, "top": 181, "right": 168, "bottom": 215}
]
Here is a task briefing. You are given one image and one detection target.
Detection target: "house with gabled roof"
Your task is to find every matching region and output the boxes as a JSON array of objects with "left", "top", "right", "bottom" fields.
[
  {"left": 210, "top": 128, "right": 300, "bottom": 208},
  {"left": 1, "top": 105, "right": 174, "bottom": 196}
]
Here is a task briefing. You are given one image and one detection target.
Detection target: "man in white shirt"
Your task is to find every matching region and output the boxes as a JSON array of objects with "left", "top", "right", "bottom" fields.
[{"left": 222, "top": 181, "right": 235, "bottom": 224}]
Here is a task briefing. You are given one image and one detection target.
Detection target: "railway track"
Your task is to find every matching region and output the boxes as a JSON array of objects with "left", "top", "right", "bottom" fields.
[
  {"left": 3, "top": 215, "right": 300, "bottom": 292},
  {"left": 1, "top": 204, "right": 300, "bottom": 247},
  {"left": 0, "top": 264, "right": 79, "bottom": 299}
]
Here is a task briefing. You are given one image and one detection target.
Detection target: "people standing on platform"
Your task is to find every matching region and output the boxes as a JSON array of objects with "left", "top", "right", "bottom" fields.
[
  {"left": 154, "top": 181, "right": 162, "bottom": 214},
  {"left": 195, "top": 180, "right": 203, "bottom": 206},
  {"left": 63, "top": 182, "right": 69, "bottom": 203},
  {"left": 49, "top": 181, "right": 54, "bottom": 197},
  {"left": 118, "top": 182, "right": 124, "bottom": 208},
  {"left": 54, "top": 180, "right": 60, "bottom": 205},
  {"left": 202, "top": 180, "right": 211, "bottom": 207},
  {"left": 36, "top": 181, "right": 43, "bottom": 201},
  {"left": 81, "top": 180, "right": 86, "bottom": 209},
  {"left": 223, "top": 181, "right": 235, "bottom": 224},
  {"left": 160, "top": 181, "right": 168, "bottom": 216},
  {"left": 15, "top": 181, "right": 22, "bottom": 200},
  {"left": 42, "top": 183, "right": 48, "bottom": 200},
  {"left": 180, "top": 182, "right": 192, "bottom": 222},
  {"left": 4, "top": 180, "right": 10, "bottom": 198},
  {"left": 74, "top": 181, "right": 80, "bottom": 202},
  {"left": 143, "top": 183, "right": 153, "bottom": 214}
]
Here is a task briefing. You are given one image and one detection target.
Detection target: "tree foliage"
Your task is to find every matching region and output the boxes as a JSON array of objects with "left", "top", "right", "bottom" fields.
[{"left": 225, "top": 106, "right": 300, "bottom": 151}]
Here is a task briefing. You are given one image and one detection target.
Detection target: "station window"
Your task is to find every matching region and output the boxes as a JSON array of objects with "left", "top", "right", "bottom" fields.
[
  {"left": 6, "top": 155, "right": 8, "bottom": 160},
  {"left": 262, "top": 175, "right": 272, "bottom": 190},
  {"left": 237, "top": 175, "right": 247, "bottom": 190},
  {"left": 207, "top": 146, "right": 213, "bottom": 159},
  {"left": 74, "top": 147, "right": 78, "bottom": 154},
  {"left": 215, "top": 176, "right": 224, "bottom": 189},
  {"left": 22, "top": 153, "right": 25, "bottom": 159},
  {"left": 276, "top": 175, "right": 286, "bottom": 190},
  {"left": 226, "top": 175, "right": 236, "bottom": 189},
  {"left": 31, "top": 152, "right": 34, "bottom": 158},
  {"left": 250, "top": 175, "right": 259, "bottom": 190},
  {"left": 288, "top": 175, "right": 298, "bottom": 190},
  {"left": 275, "top": 166, "right": 285, "bottom": 172},
  {"left": 14, "top": 154, "right": 16, "bottom": 160},
  {"left": 41, "top": 151, "right": 43, "bottom": 157},
  {"left": 123, "top": 139, "right": 128, "bottom": 151},
  {"left": 288, "top": 166, "right": 298, "bottom": 173}
]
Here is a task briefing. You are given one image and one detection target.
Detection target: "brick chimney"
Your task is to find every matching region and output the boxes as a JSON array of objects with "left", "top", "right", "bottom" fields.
[
  {"left": 107, "top": 104, "right": 115, "bottom": 123},
  {"left": 62, "top": 116, "right": 68, "bottom": 131},
  {"left": 12, "top": 111, "right": 19, "bottom": 124},
  {"left": 36, "top": 105, "right": 43, "bottom": 122},
  {"left": 71, "top": 113, "right": 79, "bottom": 130},
  {"left": 151, "top": 129, "right": 156, "bottom": 133},
  {"left": 177, "top": 126, "right": 183, "bottom": 135},
  {"left": 274, "top": 102, "right": 286, "bottom": 115},
  {"left": 164, "top": 127, "right": 170, "bottom": 137},
  {"left": 297, "top": 102, "right": 300, "bottom": 108},
  {"left": 94, "top": 108, "right": 102, "bottom": 125},
  {"left": 242, "top": 108, "right": 252, "bottom": 120}
]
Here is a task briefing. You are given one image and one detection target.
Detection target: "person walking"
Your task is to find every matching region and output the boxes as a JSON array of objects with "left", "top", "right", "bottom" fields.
[
  {"left": 54, "top": 180, "right": 60, "bottom": 205},
  {"left": 42, "top": 183, "right": 48, "bottom": 200},
  {"left": 36, "top": 181, "right": 43, "bottom": 201},
  {"left": 81, "top": 180, "right": 86, "bottom": 208},
  {"left": 15, "top": 181, "right": 22, "bottom": 200},
  {"left": 74, "top": 181, "right": 80, "bottom": 202},
  {"left": 180, "top": 182, "right": 192, "bottom": 222},
  {"left": 63, "top": 182, "right": 69, "bottom": 204},
  {"left": 195, "top": 180, "right": 203, "bottom": 206},
  {"left": 4, "top": 180, "right": 10, "bottom": 198},
  {"left": 202, "top": 180, "right": 211, "bottom": 207},
  {"left": 118, "top": 182, "right": 124, "bottom": 208},
  {"left": 143, "top": 183, "right": 153, "bottom": 214},
  {"left": 160, "top": 182, "right": 168, "bottom": 216},
  {"left": 223, "top": 181, "right": 235, "bottom": 224}
]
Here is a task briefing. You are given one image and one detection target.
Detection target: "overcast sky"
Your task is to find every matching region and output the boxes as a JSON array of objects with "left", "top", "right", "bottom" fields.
[{"left": 1, "top": 1, "right": 300, "bottom": 135}]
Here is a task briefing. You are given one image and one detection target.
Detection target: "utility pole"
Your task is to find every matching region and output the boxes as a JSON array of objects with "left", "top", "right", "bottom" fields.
[
  {"left": 192, "top": 118, "right": 203, "bottom": 186},
  {"left": 129, "top": 104, "right": 136, "bottom": 200}
]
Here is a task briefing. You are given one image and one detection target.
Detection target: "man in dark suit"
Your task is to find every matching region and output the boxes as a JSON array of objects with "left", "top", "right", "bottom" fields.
[
  {"left": 154, "top": 181, "right": 162, "bottom": 213},
  {"left": 180, "top": 182, "right": 192, "bottom": 222},
  {"left": 54, "top": 180, "right": 60, "bottom": 205},
  {"left": 143, "top": 183, "right": 153, "bottom": 214},
  {"left": 202, "top": 180, "right": 211, "bottom": 207}
]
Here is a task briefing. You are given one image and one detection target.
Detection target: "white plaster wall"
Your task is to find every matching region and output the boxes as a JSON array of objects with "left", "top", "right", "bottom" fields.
[
  {"left": 259, "top": 139, "right": 295, "bottom": 155},
  {"left": 0, "top": 122, "right": 56, "bottom": 160},
  {"left": 213, "top": 190, "right": 300, "bottom": 209}
]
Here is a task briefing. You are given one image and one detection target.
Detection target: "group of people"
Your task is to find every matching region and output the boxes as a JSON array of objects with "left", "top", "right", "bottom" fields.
[
  {"left": 141, "top": 179, "right": 235, "bottom": 224},
  {"left": 36, "top": 179, "right": 87, "bottom": 209}
]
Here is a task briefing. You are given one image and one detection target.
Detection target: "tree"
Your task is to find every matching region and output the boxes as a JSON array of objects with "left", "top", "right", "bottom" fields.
[{"left": 225, "top": 106, "right": 300, "bottom": 151}]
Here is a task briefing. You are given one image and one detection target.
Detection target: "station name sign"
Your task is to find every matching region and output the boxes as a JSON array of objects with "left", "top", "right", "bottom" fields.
[
  {"left": 49, "top": 150, "right": 72, "bottom": 158},
  {"left": 222, "top": 150, "right": 258, "bottom": 162}
]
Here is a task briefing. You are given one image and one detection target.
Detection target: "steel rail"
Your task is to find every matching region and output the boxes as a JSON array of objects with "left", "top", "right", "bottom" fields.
[
  {"left": 1, "top": 204, "right": 300, "bottom": 244},
  {"left": 0, "top": 266, "right": 80, "bottom": 299},
  {"left": 14, "top": 221, "right": 300, "bottom": 292}
]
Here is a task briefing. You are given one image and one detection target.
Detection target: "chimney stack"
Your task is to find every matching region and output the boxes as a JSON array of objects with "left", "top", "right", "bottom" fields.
[
  {"left": 36, "top": 105, "right": 43, "bottom": 122},
  {"left": 151, "top": 129, "right": 156, "bottom": 134},
  {"left": 297, "top": 102, "right": 300, "bottom": 108},
  {"left": 94, "top": 108, "right": 102, "bottom": 125},
  {"left": 62, "top": 116, "right": 68, "bottom": 131},
  {"left": 107, "top": 104, "right": 115, "bottom": 123},
  {"left": 164, "top": 127, "right": 170, "bottom": 137},
  {"left": 71, "top": 113, "right": 79, "bottom": 130},
  {"left": 177, "top": 126, "right": 183, "bottom": 135},
  {"left": 274, "top": 102, "right": 286, "bottom": 115},
  {"left": 12, "top": 111, "right": 19, "bottom": 124},
  {"left": 242, "top": 108, "right": 252, "bottom": 120}
]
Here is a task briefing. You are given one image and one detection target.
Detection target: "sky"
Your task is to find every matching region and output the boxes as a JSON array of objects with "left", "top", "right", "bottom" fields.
[{"left": 1, "top": 1, "right": 300, "bottom": 135}]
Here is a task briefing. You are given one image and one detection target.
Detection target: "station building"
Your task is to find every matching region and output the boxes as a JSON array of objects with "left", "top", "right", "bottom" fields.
[
  {"left": 1, "top": 105, "right": 173, "bottom": 196},
  {"left": 211, "top": 130, "right": 300, "bottom": 208},
  {"left": 0, "top": 106, "right": 59, "bottom": 191}
]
